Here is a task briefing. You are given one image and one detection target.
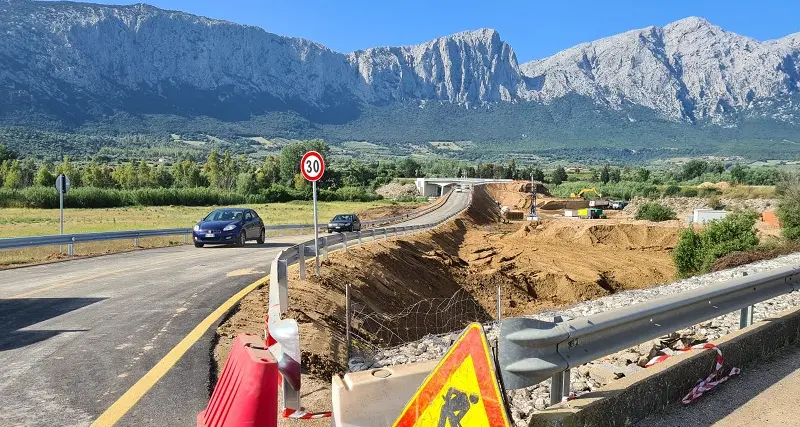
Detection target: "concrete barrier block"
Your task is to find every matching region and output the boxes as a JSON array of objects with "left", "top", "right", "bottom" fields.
[{"left": 332, "top": 361, "right": 438, "bottom": 427}]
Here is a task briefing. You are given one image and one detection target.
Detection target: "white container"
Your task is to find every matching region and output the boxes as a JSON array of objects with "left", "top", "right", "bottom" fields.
[
  {"left": 564, "top": 209, "right": 578, "bottom": 217},
  {"left": 693, "top": 209, "right": 728, "bottom": 224},
  {"left": 589, "top": 199, "right": 609, "bottom": 207}
]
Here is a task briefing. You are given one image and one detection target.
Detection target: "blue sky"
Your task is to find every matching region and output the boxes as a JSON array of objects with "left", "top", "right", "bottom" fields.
[{"left": 69, "top": 0, "right": 800, "bottom": 62}]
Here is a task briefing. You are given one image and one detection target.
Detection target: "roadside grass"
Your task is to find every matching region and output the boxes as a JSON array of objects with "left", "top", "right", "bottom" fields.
[
  {"left": 0, "top": 200, "right": 422, "bottom": 268},
  {"left": 722, "top": 185, "right": 776, "bottom": 199}
]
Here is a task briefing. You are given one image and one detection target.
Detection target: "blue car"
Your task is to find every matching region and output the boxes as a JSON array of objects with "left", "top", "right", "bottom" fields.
[{"left": 192, "top": 208, "right": 265, "bottom": 248}]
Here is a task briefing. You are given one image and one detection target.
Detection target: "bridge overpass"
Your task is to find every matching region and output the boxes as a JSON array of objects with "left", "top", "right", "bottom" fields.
[{"left": 415, "top": 177, "right": 513, "bottom": 197}]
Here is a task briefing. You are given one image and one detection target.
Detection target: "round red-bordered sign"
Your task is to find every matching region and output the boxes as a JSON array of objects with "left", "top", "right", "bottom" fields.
[{"left": 300, "top": 151, "right": 325, "bottom": 182}]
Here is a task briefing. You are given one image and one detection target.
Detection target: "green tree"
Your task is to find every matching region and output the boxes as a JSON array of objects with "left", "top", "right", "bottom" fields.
[
  {"left": 398, "top": 157, "right": 420, "bottom": 178},
  {"left": 506, "top": 159, "right": 517, "bottom": 180},
  {"left": 20, "top": 158, "right": 36, "bottom": 187},
  {"left": 3, "top": 160, "right": 22, "bottom": 189},
  {"left": 236, "top": 172, "right": 256, "bottom": 194},
  {"left": 599, "top": 165, "right": 610, "bottom": 184},
  {"left": 531, "top": 168, "right": 545, "bottom": 182},
  {"left": 635, "top": 168, "right": 651, "bottom": 183},
  {"left": 681, "top": 160, "right": 708, "bottom": 181},
  {"left": 609, "top": 168, "right": 621, "bottom": 183},
  {"left": 279, "top": 140, "right": 327, "bottom": 185},
  {"left": 204, "top": 149, "right": 221, "bottom": 188},
  {"left": 56, "top": 157, "right": 82, "bottom": 187},
  {"left": 550, "top": 167, "right": 567, "bottom": 185},
  {"left": 729, "top": 164, "right": 747, "bottom": 184},
  {"left": 0, "top": 144, "right": 16, "bottom": 162},
  {"left": 34, "top": 163, "right": 55, "bottom": 187}
]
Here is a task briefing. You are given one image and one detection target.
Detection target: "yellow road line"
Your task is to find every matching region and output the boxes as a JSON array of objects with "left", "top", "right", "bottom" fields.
[{"left": 91, "top": 274, "right": 271, "bottom": 427}]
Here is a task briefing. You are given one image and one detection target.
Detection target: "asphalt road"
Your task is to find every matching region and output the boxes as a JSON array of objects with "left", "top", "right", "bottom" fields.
[
  {"left": 636, "top": 342, "right": 800, "bottom": 427},
  {"left": 0, "top": 192, "right": 468, "bottom": 427}
]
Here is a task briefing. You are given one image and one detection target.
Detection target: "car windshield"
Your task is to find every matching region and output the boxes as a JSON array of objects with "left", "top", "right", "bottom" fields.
[
  {"left": 205, "top": 209, "right": 244, "bottom": 221},
  {"left": 332, "top": 215, "right": 353, "bottom": 222}
]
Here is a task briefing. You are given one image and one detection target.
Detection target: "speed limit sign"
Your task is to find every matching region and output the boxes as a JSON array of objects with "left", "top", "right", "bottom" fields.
[{"left": 300, "top": 151, "right": 325, "bottom": 182}]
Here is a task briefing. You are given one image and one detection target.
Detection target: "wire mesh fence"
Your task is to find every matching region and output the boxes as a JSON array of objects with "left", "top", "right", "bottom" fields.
[{"left": 346, "top": 287, "right": 493, "bottom": 371}]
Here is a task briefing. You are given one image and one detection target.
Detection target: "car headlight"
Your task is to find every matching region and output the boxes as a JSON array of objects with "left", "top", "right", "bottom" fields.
[
  {"left": 223, "top": 224, "right": 238, "bottom": 231},
  {"left": 193, "top": 225, "right": 200, "bottom": 231},
  {"left": 328, "top": 223, "right": 335, "bottom": 227}
]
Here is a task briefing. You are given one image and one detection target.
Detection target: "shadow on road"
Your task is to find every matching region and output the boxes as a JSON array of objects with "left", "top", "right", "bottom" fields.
[
  {"left": 0, "top": 297, "right": 104, "bottom": 351},
  {"left": 198, "top": 242, "right": 295, "bottom": 250}
]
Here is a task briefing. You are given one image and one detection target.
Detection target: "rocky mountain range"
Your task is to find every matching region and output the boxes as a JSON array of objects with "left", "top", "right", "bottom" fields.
[{"left": 1, "top": 0, "right": 799, "bottom": 158}]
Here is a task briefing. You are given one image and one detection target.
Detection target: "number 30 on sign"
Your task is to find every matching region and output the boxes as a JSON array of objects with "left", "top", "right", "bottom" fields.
[{"left": 301, "top": 151, "right": 325, "bottom": 182}]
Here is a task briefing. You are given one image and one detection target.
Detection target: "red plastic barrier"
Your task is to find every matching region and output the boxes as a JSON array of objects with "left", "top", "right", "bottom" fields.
[{"left": 198, "top": 334, "right": 278, "bottom": 427}]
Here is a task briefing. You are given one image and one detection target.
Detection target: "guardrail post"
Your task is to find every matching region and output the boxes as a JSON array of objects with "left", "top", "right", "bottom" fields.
[
  {"left": 562, "top": 368, "right": 571, "bottom": 401},
  {"left": 549, "top": 315, "right": 564, "bottom": 406},
  {"left": 184, "top": 233, "right": 189, "bottom": 244},
  {"left": 343, "top": 234, "right": 348, "bottom": 252},
  {"left": 67, "top": 243, "right": 74, "bottom": 256},
  {"left": 134, "top": 236, "right": 139, "bottom": 248},
  {"left": 740, "top": 305, "right": 754, "bottom": 328},
  {"left": 383, "top": 229, "right": 388, "bottom": 240},
  {"left": 358, "top": 231, "right": 363, "bottom": 247},
  {"left": 323, "top": 237, "right": 329, "bottom": 261},
  {"left": 280, "top": 228, "right": 284, "bottom": 237},
  {"left": 298, "top": 243, "right": 306, "bottom": 280}
]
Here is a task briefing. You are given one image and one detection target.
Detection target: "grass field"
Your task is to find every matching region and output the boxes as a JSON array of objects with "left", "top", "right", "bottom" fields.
[{"left": 0, "top": 200, "right": 423, "bottom": 267}]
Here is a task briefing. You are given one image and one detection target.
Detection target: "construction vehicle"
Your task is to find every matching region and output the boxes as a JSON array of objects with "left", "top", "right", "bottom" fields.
[
  {"left": 577, "top": 208, "right": 606, "bottom": 219},
  {"left": 570, "top": 188, "right": 603, "bottom": 199}
]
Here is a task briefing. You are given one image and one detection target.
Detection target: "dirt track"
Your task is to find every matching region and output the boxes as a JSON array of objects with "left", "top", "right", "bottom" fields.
[{"left": 213, "top": 184, "right": 684, "bottom": 422}]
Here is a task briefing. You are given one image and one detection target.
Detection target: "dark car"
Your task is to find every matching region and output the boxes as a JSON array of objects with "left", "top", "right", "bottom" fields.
[
  {"left": 327, "top": 214, "right": 361, "bottom": 233},
  {"left": 192, "top": 208, "right": 265, "bottom": 247}
]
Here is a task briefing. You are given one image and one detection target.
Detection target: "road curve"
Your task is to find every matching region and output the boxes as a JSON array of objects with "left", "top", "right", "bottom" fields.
[{"left": 0, "top": 192, "right": 469, "bottom": 427}]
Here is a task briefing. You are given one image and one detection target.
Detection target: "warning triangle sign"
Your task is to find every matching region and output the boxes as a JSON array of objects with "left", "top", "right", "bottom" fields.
[{"left": 392, "top": 323, "right": 511, "bottom": 427}]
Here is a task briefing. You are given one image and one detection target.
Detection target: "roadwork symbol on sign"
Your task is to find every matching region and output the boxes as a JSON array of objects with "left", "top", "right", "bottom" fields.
[{"left": 392, "top": 323, "right": 511, "bottom": 427}]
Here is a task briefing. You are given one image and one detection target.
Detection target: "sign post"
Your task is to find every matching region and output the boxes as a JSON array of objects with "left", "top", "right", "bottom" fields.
[
  {"left": 300, "top": 151, "right": 325, "bottom": 276},
  {"left": 55, "top": 173, "right": 70, "bottom": 253}
]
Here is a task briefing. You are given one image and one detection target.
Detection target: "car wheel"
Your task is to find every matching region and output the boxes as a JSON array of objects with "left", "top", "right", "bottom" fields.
[
  {"left": 236, "top": 232, "right": 246, "bottom": 247},
  {"left": 257, "top": 228, "right": 265, "bottom": 244},
  {"left": 194, "top": 242, "right": 204, "bottom": 248}
]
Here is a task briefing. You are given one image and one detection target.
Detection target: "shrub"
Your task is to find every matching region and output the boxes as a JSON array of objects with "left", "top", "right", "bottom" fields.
[
  {"left": 777, "top": 173, "right": 800, "bottom": 240},
  {"left": 634, "top": 203, "right": 676, "bottom": 222},
  {"left": 21, "top": 186, "right": 59, "bottom": 208},
  {"left": 697, "top": 187, "right": 721, "bottom": 197},
  {"left": 673, "top": 211, "right": 759, "bottom": 277},
  {"left": 662, "top": 184, "right": 681, "bottom": 196},
  {"left": 679, "top": 187, "right": 698, "bottom": 197}
]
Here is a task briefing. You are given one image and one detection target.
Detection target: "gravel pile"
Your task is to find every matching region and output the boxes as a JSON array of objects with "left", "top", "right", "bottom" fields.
[
  {"left": 375, "top": 182, "right": 419, "bottom": 198},
  {"left": 362, "top": 252, "right": 800, "bottom": 427}
]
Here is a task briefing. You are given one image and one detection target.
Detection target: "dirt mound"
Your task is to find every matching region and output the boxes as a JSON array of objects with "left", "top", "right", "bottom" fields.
[
  {"left": 486, "top": 182, "right": 552, "bottom": 211},
  {"left": 537, "top": 199, "right": 590, "bottom": 210},
  {"left": 519, "top": 220, "right": 681, "bottom": 250}
]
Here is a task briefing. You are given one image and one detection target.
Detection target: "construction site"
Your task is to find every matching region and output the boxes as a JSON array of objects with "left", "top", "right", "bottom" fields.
[{"left": 214, "top": 181, "right": 713, "bottom": 424}]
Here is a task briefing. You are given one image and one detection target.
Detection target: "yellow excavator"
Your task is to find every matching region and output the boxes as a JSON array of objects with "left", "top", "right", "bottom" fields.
[{"left": 570, "top": 188, "right": 603, "bottom": 199}]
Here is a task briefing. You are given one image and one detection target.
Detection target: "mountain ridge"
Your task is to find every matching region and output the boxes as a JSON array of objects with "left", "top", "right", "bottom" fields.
[{"left": 1, "top": 1, "right": 799, "bottom": 160}]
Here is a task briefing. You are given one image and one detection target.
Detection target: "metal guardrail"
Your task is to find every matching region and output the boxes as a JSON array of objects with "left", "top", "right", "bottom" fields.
[
  {"left": 0, "top": 195, "right": 449, "bottom": 253},
  {"left": 498, "top": 263, "right": 800, "bottom": 392}
]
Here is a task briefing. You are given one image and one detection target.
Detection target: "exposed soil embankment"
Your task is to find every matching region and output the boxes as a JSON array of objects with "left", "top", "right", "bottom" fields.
[{"left": 213, "top": 185, "right": 681, "bottom": 421}]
